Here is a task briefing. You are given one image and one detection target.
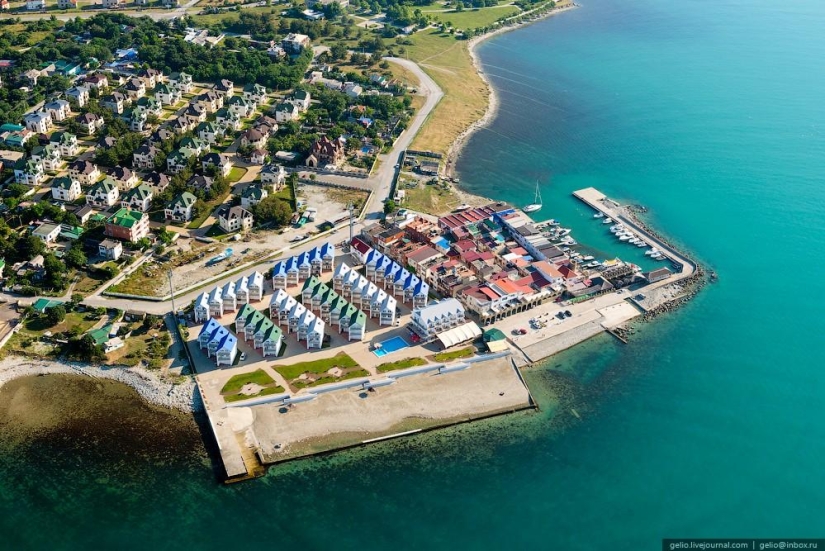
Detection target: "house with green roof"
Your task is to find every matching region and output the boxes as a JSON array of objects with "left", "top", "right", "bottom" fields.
[
  {"left": 51, "top": 176, "right": 81, "bottom": 202},
  {"left": 164, "top": 192, "right": 196, "bottom": 222},
  {"left": 241, "top": 185, "right": 268, "bottom": 208},
  {"left": 104, "top": 208, "right": 149, "bottom": 242},
  {"left": 120, "top": 183, "right": 153, "bottom": 212}
]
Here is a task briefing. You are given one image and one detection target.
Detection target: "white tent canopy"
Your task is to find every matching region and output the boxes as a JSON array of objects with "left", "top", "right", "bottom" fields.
[{"left": 436, "top": 321, "right": 482, "bottom": 349}]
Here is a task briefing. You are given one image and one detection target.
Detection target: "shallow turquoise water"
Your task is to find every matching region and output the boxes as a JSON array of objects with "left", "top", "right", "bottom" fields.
[{"left": 3, "top": 0, "right": 825, "bottom": 548}]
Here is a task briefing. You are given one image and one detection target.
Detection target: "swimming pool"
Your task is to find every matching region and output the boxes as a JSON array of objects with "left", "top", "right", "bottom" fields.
[{"left": 372, "top": 336, "right": 409, "bottom": 358}]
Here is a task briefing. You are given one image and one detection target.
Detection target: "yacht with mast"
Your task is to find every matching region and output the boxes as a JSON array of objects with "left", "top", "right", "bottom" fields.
[{"left": 523, "top": 180, "right": 543, "bottom": 213}]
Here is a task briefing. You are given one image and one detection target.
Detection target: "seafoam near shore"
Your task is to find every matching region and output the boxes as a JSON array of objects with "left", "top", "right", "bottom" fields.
[
  {"left": 445, "top": 3, "right": 579, "bottom": 177},
  {"left": 0, "top": 356, "right": 202, "bottom": 413}
]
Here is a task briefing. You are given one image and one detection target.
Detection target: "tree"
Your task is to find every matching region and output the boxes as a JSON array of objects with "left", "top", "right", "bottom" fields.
[
  {"left": 69, "top": 334, "right": 104, "bottom": 361},
  {"left": 45, "top": 304, "right": 66, "bottom": 327},
  {"left": 250, "top": 196, "right": 293, "bottom": 227},
  {"left": 384, "top": 199, "right": 397, "bottom": 214},
  {"left": 64, "top": 245, "right": 87, "bottom": 269},
  {"left": 17, "top": 235, "right": 46, "bottom": 261}
]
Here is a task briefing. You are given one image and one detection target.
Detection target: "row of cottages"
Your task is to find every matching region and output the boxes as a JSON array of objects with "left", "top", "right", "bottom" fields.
[
  {"left": 267, "top": 290, "right": 326, "bottom": 349},
  {"left": 313, "top": 268, "right": 397, "bottom": 327},
  {"left": 197, "top": 318, "right": 238, "bottom": 366},
  {"left": 410, "top": 298, "right": 467, "bottom": 341},
  {"left": 346, "top": 244, "right": 430, "bottom": 309},
  {"left": 270, "top": 243, "right": 335, "bottom": 289},
  {"left": 234, "top": 304, "right": 282, "bottom": 357},
  {"left": 234, "top": 271, "right": 266, "bottom": 303},
  {"left": 192, "top": 271, "right": 266, "bottom": 323},
  {"left": 305, "top": 274, "right": 394, "bottom": 328}
]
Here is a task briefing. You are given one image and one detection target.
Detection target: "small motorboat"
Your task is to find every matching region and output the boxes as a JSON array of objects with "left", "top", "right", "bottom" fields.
[
  {"left": 594, "top": 213, "right": 604, "bottom": 219},
  {"left": 602, "top": 217, "right": 613, "bottom": 224}
]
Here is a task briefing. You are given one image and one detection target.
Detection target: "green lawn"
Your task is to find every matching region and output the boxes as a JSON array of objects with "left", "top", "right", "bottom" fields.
[
  {"left": 187, "top": 189, "right": 231, "bottom": 229},
  {"left": 221, "top": 368, "right": 276, "bottom": 394},
  {"left": 376, "top": 357, "right": 428, "bottom": 373},
  {"left": 433, "top": 346, "right": 474, "bottom": 362},
  {"left": 227, "top": 166, "right": 247, "bottom": 183},
  {"left": 272, "top": 352, "right": 359, "bottom": 380},
  {"left": 427, "top": 6, "right": 520, "bottom": 29}
]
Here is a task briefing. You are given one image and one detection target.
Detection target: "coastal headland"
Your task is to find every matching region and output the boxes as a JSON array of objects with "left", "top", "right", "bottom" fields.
[{"left": 0, "top": 0, "right": 709, "bottom": 485}]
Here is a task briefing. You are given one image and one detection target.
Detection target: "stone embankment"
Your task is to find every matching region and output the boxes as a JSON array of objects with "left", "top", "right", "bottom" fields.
[{"left": 0, "top": 357, "right": 202, "bottom": 413}]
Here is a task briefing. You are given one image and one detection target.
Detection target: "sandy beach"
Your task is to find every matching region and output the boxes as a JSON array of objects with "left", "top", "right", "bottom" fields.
[
  {"left": 0, "top": 356, "right": 202, "bottom": 413},
  {"left": 445, "top": 2, "right": 579, "bottom": 177}
]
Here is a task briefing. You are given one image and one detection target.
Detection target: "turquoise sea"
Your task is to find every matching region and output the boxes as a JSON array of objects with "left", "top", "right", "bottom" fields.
[{"left": 3, "top": 0, "right": 825, "bottom": 548}]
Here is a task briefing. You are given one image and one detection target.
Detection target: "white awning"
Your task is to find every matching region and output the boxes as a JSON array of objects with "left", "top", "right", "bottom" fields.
[{"left": 436, "top": 321, "right": 482, "bottom": 349}]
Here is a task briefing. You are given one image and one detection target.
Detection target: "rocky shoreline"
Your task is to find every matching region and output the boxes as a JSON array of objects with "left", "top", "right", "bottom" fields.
[{"left": 0, "top": 357, "right": 202, "bottom": 413}]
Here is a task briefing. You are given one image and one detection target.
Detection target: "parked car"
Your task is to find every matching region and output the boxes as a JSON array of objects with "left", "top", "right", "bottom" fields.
[{"left": 240, "top": 352, "right": 246, "bottom": 361}]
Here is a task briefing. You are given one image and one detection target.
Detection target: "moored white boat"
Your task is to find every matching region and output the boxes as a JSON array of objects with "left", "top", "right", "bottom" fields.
[
  {"left": 602, "top": 217, "right": 613, "bottom": 224},
  {"left": 594, "top": 213, "right": 604, "bottom": 219}
]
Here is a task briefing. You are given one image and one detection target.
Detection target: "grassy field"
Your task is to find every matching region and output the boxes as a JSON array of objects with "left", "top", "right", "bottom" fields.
[
  {"left": 376, "top": 357, "right": 427, "bottom": 373},
  {"left": 433, "top": 346, "right": 475, "bottom": 362},
  {"left": 425, "top": 6, "right": 520, "bottom": 29},
  {"left": 404, "top": 180, "right": 463, "bottom": 213},
  {"left": 221, "top": 368, "right": 276, "bottom": 394},
  {"left": 227, "top": 166, "right": 247, "bottom": 183},
  {"left": 187, "top": 188, "right": 231, "bottom": 229},
  {"left": 407, "top": 29, "right": 490, "bottom": 156},
  {"left": 107, "top": 263, "right": 166, "bottom": 297},
  {"left": 273, "top": 352, "right": 358, "bottom": 380}
]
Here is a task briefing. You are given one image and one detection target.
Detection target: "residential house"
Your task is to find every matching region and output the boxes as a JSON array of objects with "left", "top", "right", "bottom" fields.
[
  {"left": 49, "top": 131, "right": 78, "bottom": 157},
  {"left": 166, "top": 150, "right": 188, "bottom": 174},
  {"left": 135, "top": 96, "right": 163, "bottom": 117},
  {"left": 227, "top": 96, "right": 253, "bottom": 118},
  {"left": 217, "top": 206, "right": 253, "bottom": 234},
  {"left": 260, "top": 164, "right": 286, "bottom": 188},
  {"left": 273, "top": 102, "right": 299, "bottom": 123},
  {"left": 196, "top": 121, "right": 223, "bottom": 145},
  {"left": 215, "top": 108, "right": 242, "bottom": 131},
  {"left": 101, "top": 0, "right": 125, "bottom": 7},
  {"left": 187, "top": 174, "right": 214, "bottom": 194},
  {"left": 51, "top": 176, "right": 81, "bottom": 202},
  {"left": 101, "top": 92, "right": 128, "bottom": 115},
  {"left": 104, "top": 208, "right": 149, "bottom": 242},
  {"left": 164, "top": 192, "right": 196, "bottom": 222},
  {"left": 108, "top": 166, "right": 138, "bottom": 191},
  {"left": 84, "top": 73, "right": 109, "bottom": 90},
  {"left": 343, "top": 82, "right": 363, "bottom": 98},
  {"left": 120, "top": 183, "right": 153, "bottom": 212},
  {"left": 98, "top": 239, "right": 123, "bottom": 261},
  {"left": 196, "top": 90, "right": 223, "bottom": 113},
  {"left": 97, "top": 136, "right": 117, "bottom": 150},
  {"left": 184, "top": 103, "right": 207, "bottom": 123},
  {"left": 76, "top": 113, "right": 104, "bottom": 135},
  {"left": 242, "top": 83, "right": 267, "bottom": 106},
  {"left": 32, "top": 223, "right": 61, "bottom": 244},
  {"left": 30, "top": 144, "right": 62, "bottom": 171},
  {"left": 68, "top": 160, "right": 100, "bottom": 186},
  {"left": 305, "top": 135, "right": 346, "bottom": 168},
  {"left": 240, "top": 128, "right": 266, "bottom": 150},
  {"left": 23, "top": 111, "right": 52, "bottom": 134},
  {"left": 153, "top": 83, "right": 181, "bottom": 106},
  {"left": 282, "top": 33, "right": 310, "bottom": 53},
  {"left": 57, "top": 0, "right": 77, "bottom": 7},
  {"left": 44, "top": 100, "right": 70, "bottom": 122},
  {"left": 289, "top": 90, "right": 311, "bottom": 112},
  {"left": 240, "top": 185, "right": 267, "bottom": 209},
  {"left": 137, "top": 68, "right": 163, "bottom": 89},
  {"left": 167, "top": 72, "right": 193, "bottom": 93},
  {"left": 65, "top": 86, "right": 90, "bottom": 108},
  {"left": 132, "top": 143, "right": 160, "bottom": 170},
  {"left": 250, "top": 149, "right": 266, "bottom": 165},
  {"left": 86, "top": 178, "right": 119, "bottom": 208},
  {"left": 147, "top": 128, "right": 174, "bottom": 146},
  {"left": 14, "top": 159, "right": 43, "bottom": 186},
  {"left": 74, "top": 205, "right": 95, "bottom": 224},
  {"left": 201, "top": 152, "right": 231, "bottom": 177},
  {"left": 214, "top": 79, "right": 234, "bottom": 98},
  {"left": 193, "top": 294, "right": 209, "bottom": 323},
  {"left": 197, "top": 319, "right": 237, "bottom": 367},
  {"left": 129, "top": 108, "right": 147, "bottom": 132},
  {"left": 26, "top": 0, "right": 45, "bottom": 10},
  {"left": 144, "top": 171, "right": 170, "bottom": 194}
]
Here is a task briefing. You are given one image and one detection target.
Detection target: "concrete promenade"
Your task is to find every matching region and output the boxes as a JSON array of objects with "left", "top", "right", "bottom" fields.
[{"left": 201, "top": 356, "right": 532, "bottom": 469}]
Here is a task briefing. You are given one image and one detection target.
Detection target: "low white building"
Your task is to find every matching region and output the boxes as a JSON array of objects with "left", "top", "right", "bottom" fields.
[{"left": 51, "top": 176, "right": 81, "bottom": 202}]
